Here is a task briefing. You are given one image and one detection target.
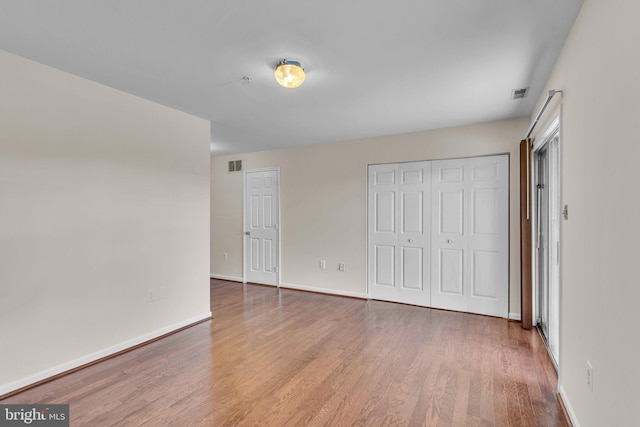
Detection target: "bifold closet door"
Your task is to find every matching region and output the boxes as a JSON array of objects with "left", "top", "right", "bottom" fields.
[
  {"left": 430, "top": 155, "right": 509, "bottom": 318},
  {"left": 368, "top": 161, "right": 431, "bottom": 307}
]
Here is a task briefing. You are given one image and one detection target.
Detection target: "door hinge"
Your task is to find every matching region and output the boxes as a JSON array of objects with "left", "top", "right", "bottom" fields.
[{"left": 274, "top": 266, "right": 279, "bottom": 273}]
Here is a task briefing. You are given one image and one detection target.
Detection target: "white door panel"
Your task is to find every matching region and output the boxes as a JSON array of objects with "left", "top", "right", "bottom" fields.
[
  {"left": 401, "top": 192, "right": 423, "bottom": 234},
  {"left": 250, "top": 238, "right": 260, "bottom": 270},
  {"left": 375, "top": 191, "right": 395, "bottom": 233},
  {"left": 440, "top": 249, "right": 464, "bottom": 293},
  {"left": 368, "top": 162, "right": 431, "bottom": 306},
  {"left": 374, "top": 245, "right": 395, "bottom": 287},
  {"left": 431, "top": 155, "right": 508, "bottom": 317},
  {"left": 471, "top": 250, "right": 498, "bottom": 298},
  {"left": 439, "top": 190, "right": 464, "bottom": 235},
  {"left": 401, "top": 246, "right": 423, "bottom": 290},
  {"left": 467, "top": 156, "right": 508, "bottom": 316},
  {"left": 431, "top": 163, "right": 466, "bottom": 311},
  {"left": 244, "top": 170, "right": 279, "bottom": 286},
  {"left": 263, "top": 239, "right": 274, "bottom": 273}
]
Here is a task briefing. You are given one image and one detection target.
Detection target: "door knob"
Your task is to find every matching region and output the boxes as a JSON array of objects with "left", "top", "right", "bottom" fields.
[
  {"left": 245, "top": 231, "right": 251, "bottom": 236},
  {"left": 408, "top": 238, "right": 414, "bottom": 243},
  {"left": 447, "top": 239, "right": 453, "bottom": 244}
]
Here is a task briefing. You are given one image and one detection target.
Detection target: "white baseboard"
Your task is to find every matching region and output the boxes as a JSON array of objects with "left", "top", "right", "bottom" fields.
[
  {"left": 558, "top": 385, "right": 581, "bottom": 427},
  {"left": 210, "top": 274, "right": 243, "bottom": 283},
  {"left": 509, "top": 312, "right": 522, "bottom": 321},
  {"left": 0, "top": 311, "right": 212, "bottom": 396},
  {"left": 279, "top": 282, "right": 367, "bottom": 299}
]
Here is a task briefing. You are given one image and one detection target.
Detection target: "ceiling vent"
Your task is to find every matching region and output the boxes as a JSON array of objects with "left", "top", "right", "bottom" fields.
[
  {"left": 228, "top": 160, "right": 242, "bottom": 172},
  {"left": 511, "top": 87, "right": 529, "bottom": 100}
]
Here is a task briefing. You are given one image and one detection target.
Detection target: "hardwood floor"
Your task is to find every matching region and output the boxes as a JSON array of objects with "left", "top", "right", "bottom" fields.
[{"left": 2, "top": 279, "right": 566, "bottom": 426}]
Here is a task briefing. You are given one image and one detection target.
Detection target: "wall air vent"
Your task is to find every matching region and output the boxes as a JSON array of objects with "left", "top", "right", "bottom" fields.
[
  {"left": 511, "top": 87, "right": 529, "bottom": 100},
  {"left": 228, "top": 160, "right": 242, "bottom": 172}
]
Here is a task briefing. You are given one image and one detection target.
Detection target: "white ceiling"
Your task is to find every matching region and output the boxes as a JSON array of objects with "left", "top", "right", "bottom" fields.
[{"left": 0, "top": 0, "right": 583, "bottom": 156}]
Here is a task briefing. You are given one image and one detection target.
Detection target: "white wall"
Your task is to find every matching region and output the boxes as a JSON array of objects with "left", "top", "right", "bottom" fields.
[
  {"left": 0, "top": 50, "right": 211, "bottom": 394},
  {"left": 211, "top": 117, "right": 528, "bottom": 315},
  {"left": 530, "top": 0, "right": 640, "bottom": 425}
]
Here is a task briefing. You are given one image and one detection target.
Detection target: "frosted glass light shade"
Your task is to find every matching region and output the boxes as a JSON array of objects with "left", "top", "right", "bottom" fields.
[{"left": 274, "top": 59, "right": 305, "bottom": 89}]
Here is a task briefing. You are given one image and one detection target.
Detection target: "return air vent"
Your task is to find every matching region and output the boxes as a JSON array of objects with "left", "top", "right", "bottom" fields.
[
  {"left": 228, "top": 160, "right": 242, "bottom": 172},
  {"left": 511, "top": 87, "right": 529, "bottom": 99}
]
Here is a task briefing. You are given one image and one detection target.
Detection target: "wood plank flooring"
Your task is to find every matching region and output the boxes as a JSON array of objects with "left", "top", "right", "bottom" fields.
[{"left": 2, "top": 279, "right": 566, "bottom": 426}]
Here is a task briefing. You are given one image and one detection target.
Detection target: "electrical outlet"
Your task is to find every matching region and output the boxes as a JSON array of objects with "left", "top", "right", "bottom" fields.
[
  {"left": 320, "top": 260, "right": 326, "bottom": 269},
  {"left": 586, "top": 361, "right": 593, "bottom": 391},
  {"left": 224, "top": 252, "right": 228, "bottom": 260},
  {"left": 338, "top": 263, "right": 345, "bottom": 272}
]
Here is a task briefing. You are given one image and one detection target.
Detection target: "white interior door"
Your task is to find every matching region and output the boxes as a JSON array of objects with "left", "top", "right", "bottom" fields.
[
  {"left": 244, "top": 169, "right": 279, "bottom": 286},
  {"left": 430, "top": 155, "right": 509, "bottom": 317},
  {"left": 368, "top": 161, "right": 431, "bottom": 306}
]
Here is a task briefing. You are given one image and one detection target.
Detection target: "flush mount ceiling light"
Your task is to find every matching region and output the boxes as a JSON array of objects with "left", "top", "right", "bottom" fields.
[{"left": 274, "top": 59, "right": 305, "bottom": 89}]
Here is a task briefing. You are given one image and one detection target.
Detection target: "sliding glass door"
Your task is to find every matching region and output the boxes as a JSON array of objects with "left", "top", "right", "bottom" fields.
[{"left": 533, "top": 119, "right": 561, "bottom": 367}]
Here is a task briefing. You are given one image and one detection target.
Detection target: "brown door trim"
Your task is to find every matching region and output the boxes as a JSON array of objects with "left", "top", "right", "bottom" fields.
[{"left": 520, "top": 139, "right": 533, "bottom": 329}]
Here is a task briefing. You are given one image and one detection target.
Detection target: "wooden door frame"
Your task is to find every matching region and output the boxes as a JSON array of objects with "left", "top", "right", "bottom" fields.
[{"left": 520, "top": 140, "right": 533, "bottom": 329}]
